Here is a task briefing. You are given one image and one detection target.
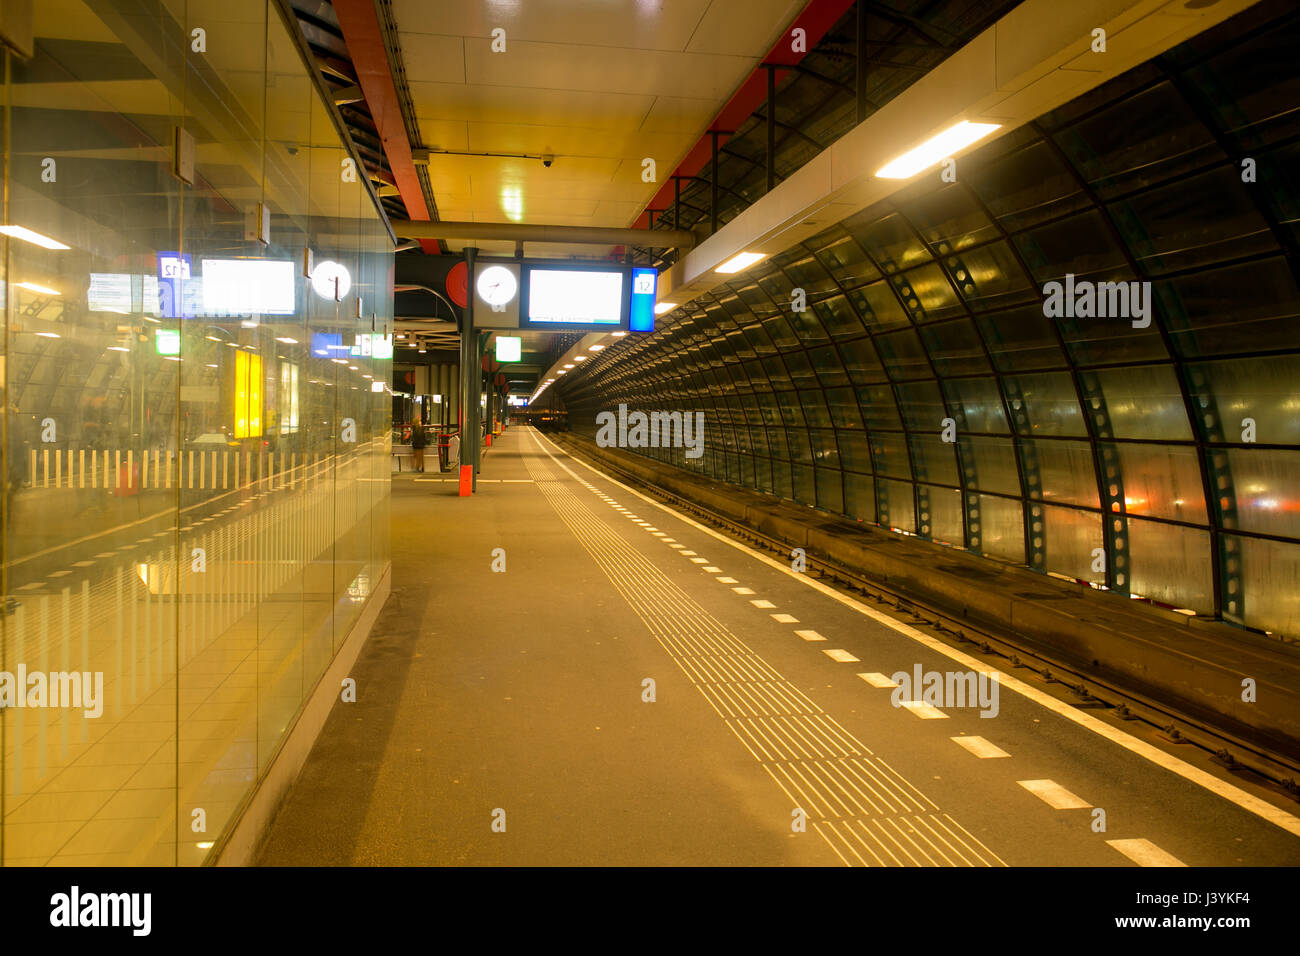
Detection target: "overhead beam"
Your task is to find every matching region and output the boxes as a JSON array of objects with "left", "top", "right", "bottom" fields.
[
  {"left": 392, "top": 220, "right": 696, "bottom": 250},
  {"left": 331, "top": 0, "right": 437, "bottom": 253}
]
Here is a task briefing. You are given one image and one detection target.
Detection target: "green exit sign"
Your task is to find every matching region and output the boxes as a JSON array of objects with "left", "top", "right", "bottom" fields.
[
  {"left": 495, "top": 336, "right": 521, "bottom": 362},
  {"left": 155, "top": 328, "right": 181, "bottom": 355}
]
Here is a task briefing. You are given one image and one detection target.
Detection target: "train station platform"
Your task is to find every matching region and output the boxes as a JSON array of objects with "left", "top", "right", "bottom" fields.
[{"left": 257, "top": 427, "right": 1300, "bottom": 866}]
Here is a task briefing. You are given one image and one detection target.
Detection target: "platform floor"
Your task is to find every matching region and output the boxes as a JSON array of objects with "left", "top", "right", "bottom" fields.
[{"left": 257, "top": 427, "right": 1300, "bottom": 866}]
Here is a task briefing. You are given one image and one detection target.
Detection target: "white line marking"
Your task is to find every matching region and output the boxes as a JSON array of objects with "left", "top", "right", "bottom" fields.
[
  {"left": 901, "top": 701, "right": 948, "bottom": 719},
  {"left": 1106, "top": 838, "right": 1186, "bottom": 867},
  {"left": 690, "top": 558, "right": 709, "bottom": 564},
  {"left": 950, "top": 736, "right": 1010, "bottom": 759},
  {"left": 669, "top": 544, "right": 685, "bottom": 549},
  {"left": 680, "top": 550, "right": 697, "bottom": 556},
  {"left": 733, "top": 587, "right": 755, "bottom": 595},
  {"left": 536, "top": 431, "right": 1300, "bottom": 839},
  {"left": 1018, "top": 779, "right": 1091, "bottom": 810},
  {"left": 47, "top": 570, "right": 72, "bottom": 578},
  {"left": 795, "top": 629, "right": 827, "bottom": 642},
  {"left": 750, "top": 599, "right": 775, "bottom": 609},
  {"left": 824, "top": 649, "right": 860, "bottom": 663},
  {"left": 858, "top": 672, "right": 899, "bottom": 688},
  {"left": 771, "top": 613, "right": 799, "bottom": 624},
  {"left": 71, "top": 561, "right": 95, "bottom": 568},
  {"left": 661, "top": 538, "right": 677, "bottom": 543},
  {"left": 717, "top": 576, "right": 738, "bottom": 583},
  {"left": 702, "top": 566, "right": 721, "bottom": 573}
]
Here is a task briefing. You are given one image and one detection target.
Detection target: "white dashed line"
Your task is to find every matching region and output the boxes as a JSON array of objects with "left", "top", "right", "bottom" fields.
[
  {"left": 823, "top": 649, "right": 860, "bottom": 663},
  {"left": 1106, "top": 838, "right": 1186, "bottom": 867},
  {"left": 857, "top": 672, "right": 899, "bottom": 688},
  {"left": 732, "top": 587, "right": 755, "bottom": 595},
  {"left": 900, "top": 700, "right": 948, "bottom": 719},
  {"left": 689, "top": 558, "right": 709, "bottom": 564},
  {"left": 771, "top": 613, "right": 799, "bottom": 624},
  {"left": 1018, "top": 779, "right": 1091, "bottom": 810},
  {"left": 750, "top": 599, "right": 775, "bottom": 609},
  {"left": 717, "top": 576, "right": 738, "bottom": 584},
  {"left": 951, "top": 736, "right": 1010, "bottom": 759},
  {"left": 795, "top": 629, "right": 826, "bottom": 642},
  {"left": 702, "top": 566, "right": 721, "bottom": 573}
]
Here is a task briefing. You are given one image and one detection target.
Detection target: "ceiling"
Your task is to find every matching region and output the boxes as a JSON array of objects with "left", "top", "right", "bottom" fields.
[{"left": 389, "top": 0, "right": 806, "bottom": 258}]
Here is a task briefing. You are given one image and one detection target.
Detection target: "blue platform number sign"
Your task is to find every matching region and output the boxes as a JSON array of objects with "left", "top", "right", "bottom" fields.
[
  {"left": 629, "top": 267, "right": 657, "bottom": 333},
  {"left": 157, "top": 251, "right": 193, "bottom": 318}
]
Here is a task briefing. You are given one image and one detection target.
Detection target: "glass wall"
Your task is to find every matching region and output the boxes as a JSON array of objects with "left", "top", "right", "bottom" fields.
[
  {"left": 1, "top": 0, "right": 393, "bottom": 864},
  {"left": 562, "top": 1, "right": 1300, "bottom": 641}
]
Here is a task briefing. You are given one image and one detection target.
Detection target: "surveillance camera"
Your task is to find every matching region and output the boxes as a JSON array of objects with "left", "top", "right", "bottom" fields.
[{"left": 542, "top": 153, "right": 554, "bottom": 168}]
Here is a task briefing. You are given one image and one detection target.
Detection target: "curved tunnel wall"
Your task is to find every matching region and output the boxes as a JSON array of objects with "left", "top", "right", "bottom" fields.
[{"left": 561, "top": 2, "right": 1300, "bottom": 640}]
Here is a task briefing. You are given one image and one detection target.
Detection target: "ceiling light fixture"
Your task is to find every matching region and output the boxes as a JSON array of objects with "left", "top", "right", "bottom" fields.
[
  {"left": 0, "top": 225, "right": 70, "bottom": 249},
  {"left": 15, "top": 281, "right": 60, "bottom": 295},
  {"left": 715, "top": 252, "right": 765, "bottom": 274},
  {"left": 654, "top": 302, "right": 676, "bottom": 315},
  {"left": 875, "top": 120, "right": 1001, "bottom": 179}
]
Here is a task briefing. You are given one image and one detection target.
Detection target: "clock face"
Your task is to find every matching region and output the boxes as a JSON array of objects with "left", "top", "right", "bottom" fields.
[{"left": 476, "top": 265, "right": 517, "bottom": 306}]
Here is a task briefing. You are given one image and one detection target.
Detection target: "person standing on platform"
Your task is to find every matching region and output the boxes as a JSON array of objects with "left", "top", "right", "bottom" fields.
[{"left": 410, "top": 422, "right": 428, "bottom": 473}]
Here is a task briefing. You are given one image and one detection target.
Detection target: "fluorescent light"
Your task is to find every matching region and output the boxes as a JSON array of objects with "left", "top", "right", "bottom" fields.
[
  {"left": 588, "top": 344, "right": 605, "bottom": 352},
  {"left": 36, "top": 331, "right": 60, "bottom": 338},
  {"left": 107, "top": 346, "right": 129, "bottom": 352},
  {"left": 15, "top": 281, "right": 60, "bottom": 295},
  {"left": 206, "top": 335, "right": 222, "bottom": 342},
  {"left": 276, "top": 336, "right": 298, "bottom": 344},
  {"left": 0, "top": 225, "right": 69, "bottom": 249},
  {"left": 563, "top": 363, "right": 574, "bottom": 369},
  {"left": 331, "top": 358, "right": 347, "bottom": 364},
  {"left": 716, "top": 252, "right": 765, "bottom": 274},
  {"left": 574, "top": 355, "right": 587, "bottom": 361},
  {"left": 875, "top": 120, "right": 1001, "bottom": 179},
  {"left": 611, "top": 331, "right": 627, "bottom": 337},
  {"left": 654, "top": 302, "right": 676, "bottom": 315}
]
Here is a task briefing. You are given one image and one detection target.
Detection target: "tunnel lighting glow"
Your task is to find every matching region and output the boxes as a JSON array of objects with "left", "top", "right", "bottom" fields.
[
  {"left": 15, "top": 281, "right": 60, "bottom": 295},
  {"left": 715, "top": 252, "right": 765, "bottom": 274},
  {"left": 574, "top": 355, "right": 587, "bottom": 361},
  {"left": 875, "top": 121, "right": 1001, "bottom": 179},
  {"left": 558, "top": 369, "right": 567, "bottom": 375},
  {"left": 331, "top": 358, "right": 347, "bottom": 364},
  {"left": 564, "top": 363, "right": 574, "bottom": 369},
  {"left": 348, "top": 365, "right": 359, "bottom": 370},
  {"left": 36, "top": 331, "right": 61, "bottom": 338},
  {"left": 588, "top": 344, "right": 605, "bottom": 351},
  {"left": 0, "top": 225, "right": 70, "bottom": 249},
  {"left": 276, "top": 336, "right": 298, "bottom": 344},
  {"left": 206, "top": 335, "right": 222, "bottom": 342},
  {"left": 654, "top": 302, "right": 676, "bottom": 315},
  {"left": 107, "top": 346, "right": 129, "bottom": 352}
]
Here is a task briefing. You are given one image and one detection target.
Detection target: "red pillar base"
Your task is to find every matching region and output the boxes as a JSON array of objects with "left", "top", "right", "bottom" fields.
[
  {"left": 458, "top": 465, "right": 473, "bottom": 496},
  {"left": 485, "top": 433, "right": 492, "bottom": 447}
]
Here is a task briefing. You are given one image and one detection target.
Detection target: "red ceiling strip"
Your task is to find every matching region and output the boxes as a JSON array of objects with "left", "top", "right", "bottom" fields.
[
  {"left": 331, "top": 0, "right": 439, "bottom": 253},
  {"left": 631, "top": 0, "right": 855, "bottom": 232}
]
